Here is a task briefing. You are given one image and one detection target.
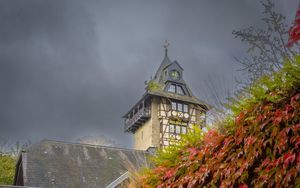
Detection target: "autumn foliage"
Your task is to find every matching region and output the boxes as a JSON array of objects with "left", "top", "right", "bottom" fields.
[
  {"left": 287, "top": 4, "right": 300, "bottom": 48},
  {"left": 138, "top": 57, "right": 300, "bottom": 187}
]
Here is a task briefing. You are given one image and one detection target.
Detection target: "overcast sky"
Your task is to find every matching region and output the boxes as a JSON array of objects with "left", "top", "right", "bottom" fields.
[{"left": 0, "top": 0, "right": 298, "bottom": 148}]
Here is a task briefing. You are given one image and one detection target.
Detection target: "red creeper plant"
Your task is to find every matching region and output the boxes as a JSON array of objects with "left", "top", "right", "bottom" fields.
[{"left": 138, "top": 56, "right": 300, "bottom": 188}]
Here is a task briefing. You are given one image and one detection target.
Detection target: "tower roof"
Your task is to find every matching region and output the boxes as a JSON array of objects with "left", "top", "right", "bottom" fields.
[
  {"left": 150, "top": 44, "right": 194, "bottom": 95},
  {"left": 123, "top": 45, "right": 211, "bottom": 118},
  {"left": 153, "top": 47, "right": 172, "bottom": 83}
]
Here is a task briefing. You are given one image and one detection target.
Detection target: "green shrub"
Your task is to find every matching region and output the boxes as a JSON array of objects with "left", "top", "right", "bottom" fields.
[
  {"left": 0, "top": 154, "right": 16, "bottom": 185},
  {"left": 146, "top": 80, "right": 162, "bottom": 92}
]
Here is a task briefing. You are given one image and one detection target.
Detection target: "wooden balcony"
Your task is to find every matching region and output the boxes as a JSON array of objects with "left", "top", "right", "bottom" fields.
[{"left": 124, "top": 107, "right": 151, "bottom": 133}]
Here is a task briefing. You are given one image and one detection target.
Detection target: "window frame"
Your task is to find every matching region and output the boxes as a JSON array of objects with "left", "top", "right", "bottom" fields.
[
  {"left": 176, "top": 85, "right": 185, "bottom": 95},
  {"left": 168, "top": 124, "right": 188, "bottom": 135},
  {"left": 168, "top": 84, "right": 176, "bottom": 93},
  {"left": 170, "top": 101, "right": 189, "bottom": 113},
  {"left": 167, "top": 84, "right": 186, "bottom": 95}
]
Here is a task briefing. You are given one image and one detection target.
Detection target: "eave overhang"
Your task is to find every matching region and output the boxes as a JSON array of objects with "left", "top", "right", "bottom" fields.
[{"left": 122, "top": 90, "right": 211, "bottom": 119}]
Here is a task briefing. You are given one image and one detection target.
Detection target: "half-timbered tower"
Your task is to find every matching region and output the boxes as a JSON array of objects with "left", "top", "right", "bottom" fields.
[{"left": 123, "top": 44, "right": 210, "bottom": 150}]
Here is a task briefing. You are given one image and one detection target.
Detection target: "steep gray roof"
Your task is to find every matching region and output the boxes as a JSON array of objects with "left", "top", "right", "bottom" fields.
[
  {"left": 152, "top": 51, "right": 207, "bottom": 101},
  {"left": 153, "top": 52, "right": 172, "bottom": 84},
  {"left": 15, "top": 140, "right": 149, "bottom": 188}
]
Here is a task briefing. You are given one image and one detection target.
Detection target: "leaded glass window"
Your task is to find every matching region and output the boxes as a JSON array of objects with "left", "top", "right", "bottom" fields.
[
  {"left": 171, "top": 102, "right": 177, "bottom": 110},
  {"left": 176, "top": 126, "right": 181, "bottom": 134},
  {"left": 183, "top": 104, "right": 188, "bottom": 112},
  {"left": 177, "top": 85, "right": 184, "bottom": 95},
  {"left": 168, "top": 84, "right": 176, "bottom": 93},
  {"left": 170, "top": 101, "right": 189, "bottom": 112},
  {"left": 170, "top": 125, "right": 175, "bottom": 133},
  {"left": 182, "top": 126, "right": 187, "bottom": 134},
  {"left": 177, "top": 103, "right": 183, "bottom": 112}
]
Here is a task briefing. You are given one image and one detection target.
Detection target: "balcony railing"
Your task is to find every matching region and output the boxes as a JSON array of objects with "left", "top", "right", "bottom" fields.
[{"left": 124, "top": 107, "right": 151, "bottom": 133}]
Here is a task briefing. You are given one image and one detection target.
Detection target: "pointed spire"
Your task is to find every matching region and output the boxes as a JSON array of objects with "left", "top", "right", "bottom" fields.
[
  {"left": 161, "top": 40, "right": 171, "bottom": 67},
  {"left": 163, "top": 40, "right": 170, "bottom": 58},
  {"left": 153, "top": 41, "right": 172, "bottom": 83}
]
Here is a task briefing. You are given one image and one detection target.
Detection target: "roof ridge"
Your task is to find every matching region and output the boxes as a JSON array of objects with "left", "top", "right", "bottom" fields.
[{"left": 39, "top": 139, "right": 149, "bottom": 153}]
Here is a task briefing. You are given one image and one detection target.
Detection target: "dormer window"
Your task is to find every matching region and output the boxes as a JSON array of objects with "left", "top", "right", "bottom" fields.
[
  {"left": 177, "top": 85, "right": 184, "bottom": 95},
  {"left": 169, "top": 84, "right": 176, "bottom": 93},
  {"left": 167, "top": 84, "right": 186, "bottom": 95}
]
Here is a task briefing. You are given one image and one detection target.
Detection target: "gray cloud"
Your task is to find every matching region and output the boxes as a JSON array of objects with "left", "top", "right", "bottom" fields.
[{"left": 0, "top": 0, "right": 298, "bottom": 147}]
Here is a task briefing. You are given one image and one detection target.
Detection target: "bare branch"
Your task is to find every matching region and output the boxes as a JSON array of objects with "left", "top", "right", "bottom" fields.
[{"left": 233, "top": 0, "right": 297, "bottom": 82}]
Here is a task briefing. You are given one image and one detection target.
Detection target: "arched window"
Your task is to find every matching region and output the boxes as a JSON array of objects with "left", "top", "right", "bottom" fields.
[{"left": 168, "top": 84, "right": 176, "bottom": 93}]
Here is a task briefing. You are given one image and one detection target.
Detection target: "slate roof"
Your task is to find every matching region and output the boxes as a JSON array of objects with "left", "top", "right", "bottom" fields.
[
  {"left": 153, "top": 52, "right": 172, "bottom": 84},
  {"left": 14, "top": 140, "right": 150, "bottom": 188},
  {"left": 147, "top": 90, "right": 210, "bottom": 110},
  {"left": 0, "top": 186, "right": 37, "bottom": 188}
]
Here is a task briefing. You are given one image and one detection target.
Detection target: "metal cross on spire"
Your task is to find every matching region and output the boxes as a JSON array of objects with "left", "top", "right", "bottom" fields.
[{"left": 163, "top": 40, "right": 170, "bottom": 56}]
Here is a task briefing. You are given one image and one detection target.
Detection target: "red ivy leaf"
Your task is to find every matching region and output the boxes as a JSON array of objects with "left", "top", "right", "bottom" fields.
[
  {"left": 163, "top": 169, "right": 175, "bottom": 179},
  {"left": 287, "top": 17, "right": 300, "bottom": 47},
  {"left": 291, "top": 93, "right": 300, "bottom": 101},
  {"left": 238, "top": 184, "right": 248, "bottom": 188},
  {"left": 291, "top": 124, "right": 300, "bottom": 135},
  {"left": 285, "top": 104, "right": 294, "bottom": 112},
  {"left": 235, "top": 111, "right": 245, "bottom": 125},
  {"left": 283, "top": 152, "right": 296, "bottom": 168},
  {"left": 273, "top": 109, "right": 283, "bottom": 125},
  {"left": 187, "top": 147, "right": 199, "bottom": 160},
  {"left": 245, "top": 136, "right": 256, "bottom": 146},
  {"left": 291, "top": 93, "right": 300, "bottom": 107}
]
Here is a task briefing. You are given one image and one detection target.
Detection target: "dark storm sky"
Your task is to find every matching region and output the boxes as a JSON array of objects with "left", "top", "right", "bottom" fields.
[{"left": 0, "top": 0, "right": 297, "bottom": 148}]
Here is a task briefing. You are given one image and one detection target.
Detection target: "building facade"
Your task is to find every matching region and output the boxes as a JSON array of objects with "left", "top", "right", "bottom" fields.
[{"left": 124, "top": 46, "right": 210, "bottom": 150}]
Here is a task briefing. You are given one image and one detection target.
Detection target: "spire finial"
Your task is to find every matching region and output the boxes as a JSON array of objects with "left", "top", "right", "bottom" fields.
[{"left": 163, "top": 40, "right": 170, "bottom": 57}]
